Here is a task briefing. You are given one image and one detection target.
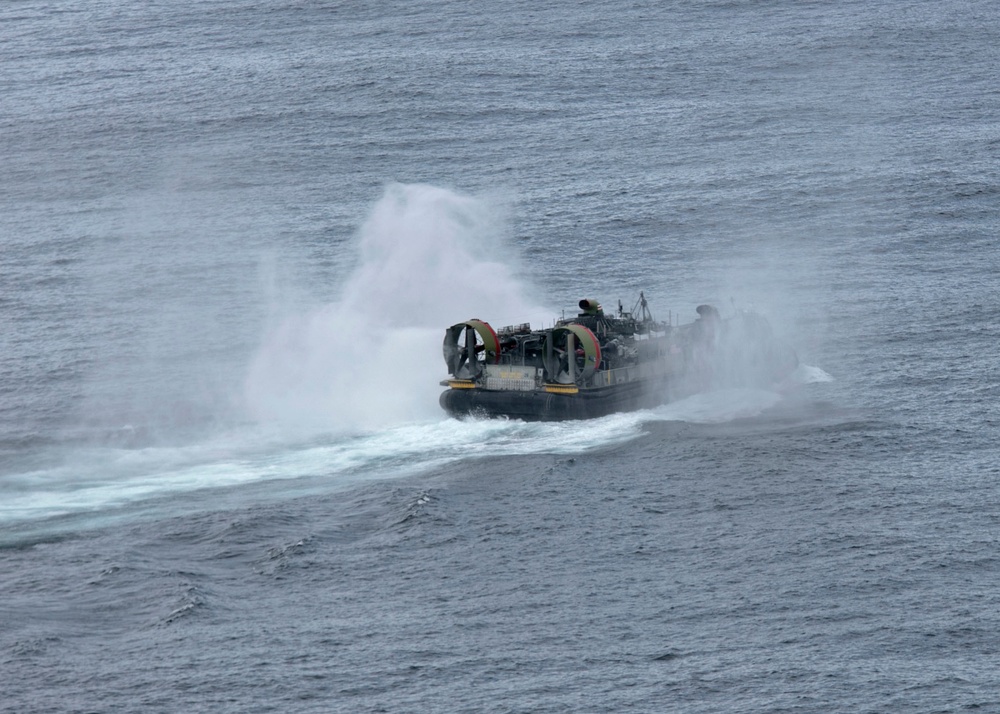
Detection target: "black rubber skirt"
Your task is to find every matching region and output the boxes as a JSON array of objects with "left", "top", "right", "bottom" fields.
[{"left": 439, "top": 380, "right": 672, "bottom": 421}]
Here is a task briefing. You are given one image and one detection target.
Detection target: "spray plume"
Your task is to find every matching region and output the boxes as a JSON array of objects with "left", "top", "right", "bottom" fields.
[{"left": 244, "top": 183, "right": 546, "bottom": 434}]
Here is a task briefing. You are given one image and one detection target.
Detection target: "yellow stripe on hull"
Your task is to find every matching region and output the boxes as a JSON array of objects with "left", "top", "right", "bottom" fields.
[
  {"left": 543, "top": 384, "right": 580, "bottom": 395},
  {"left": 447, "top": 380, "right": 476, "bottom": 389}
]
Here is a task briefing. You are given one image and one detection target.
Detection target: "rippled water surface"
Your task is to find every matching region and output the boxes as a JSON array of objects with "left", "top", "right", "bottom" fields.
[{"left": 2, "top": 0, "right": 999, "bottom": 711}]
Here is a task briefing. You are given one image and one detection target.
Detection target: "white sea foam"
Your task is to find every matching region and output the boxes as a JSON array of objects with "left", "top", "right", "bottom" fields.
[
  {"left": 790, "top": 363, "right": 835, "bottom": 384},
  {"left": 0, "top": 384, "right": 806, "bottom": 527},
  {"left": 0, "top": 415, "right": 640, "bottom": 526}
]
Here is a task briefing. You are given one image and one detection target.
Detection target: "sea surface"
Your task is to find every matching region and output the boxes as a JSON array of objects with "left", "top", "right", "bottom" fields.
[{"left": 2, "top": 0, "right": 999, "bottom": 711}]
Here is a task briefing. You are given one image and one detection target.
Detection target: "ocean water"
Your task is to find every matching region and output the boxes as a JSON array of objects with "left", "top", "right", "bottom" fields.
[{"left": 2, "top": 0, "right": 999, "bottom": 711}]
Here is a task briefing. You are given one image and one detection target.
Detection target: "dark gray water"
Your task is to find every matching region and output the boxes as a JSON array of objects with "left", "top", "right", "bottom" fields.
[{"left": 2, "top": 0, "right": 999, "bottom": 711}]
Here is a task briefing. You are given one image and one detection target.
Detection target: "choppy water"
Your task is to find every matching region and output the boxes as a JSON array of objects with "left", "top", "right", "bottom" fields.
[{"left": 2, "top": 0, "right": 999, "bottom": 711}]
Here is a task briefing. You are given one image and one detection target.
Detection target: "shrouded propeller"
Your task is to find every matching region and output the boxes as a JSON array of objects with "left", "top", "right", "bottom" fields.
[
  {"left": 542, "top": 324, "right": 601, "bottom": 384},
  {"left": 443, "top": 320, "right": 500, "bottom": 379}
]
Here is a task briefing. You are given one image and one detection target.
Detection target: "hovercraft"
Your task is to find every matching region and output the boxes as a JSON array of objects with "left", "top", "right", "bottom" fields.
[{"left": 439, "top": 293, "right": 798, "bottom": 421}]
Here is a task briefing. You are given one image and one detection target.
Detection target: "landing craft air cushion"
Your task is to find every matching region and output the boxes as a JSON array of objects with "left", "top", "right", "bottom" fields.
[{"left": 439, "top": 293, "right": 798, "bottom": 421}]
